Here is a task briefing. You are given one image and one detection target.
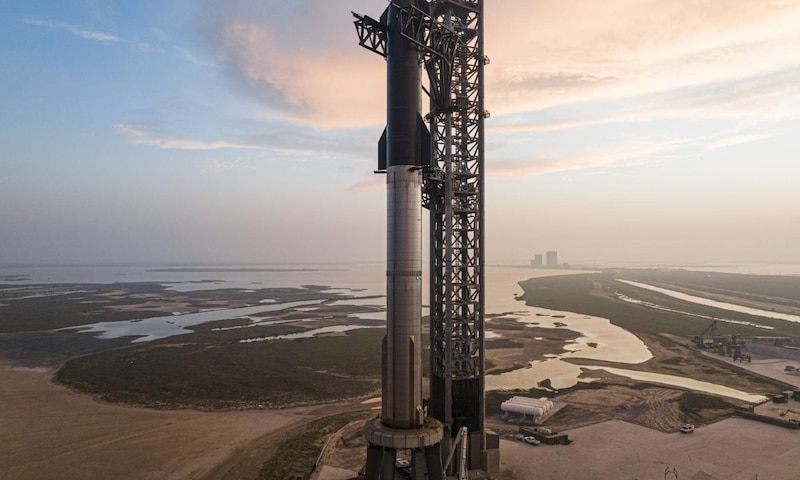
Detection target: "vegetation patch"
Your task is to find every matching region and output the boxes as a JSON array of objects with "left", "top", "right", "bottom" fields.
[
  {"left": 486, "top": 338, "right": 522, "bottom": 349},
  {"left": 487, "top": 365, "right": 525, "bottom": 375},
  {"left": 55, "top": 328, "right": 383, "bottom": 409},
  {"left": 518, "top": 272, "right": 800, "bottom": 337},
  {"left": 257, "top": 412, "right": 369, "bottom": 480},
  {"left": 487, "top": 322, "right": 526, "bottom": 331},
  {"left": 537, "top": 378, "right": 554, "bottom": 390},
  {"left": 660, "top": 357, "right": 685, "bottom": 366},
  {"left": 683, "top": 392, "right": 734, "bottom": 413}
]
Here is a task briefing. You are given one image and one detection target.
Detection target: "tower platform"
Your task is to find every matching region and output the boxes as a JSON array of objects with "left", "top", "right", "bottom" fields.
[{"left": 365, "top": 416, "right": 444, "bottom": 449}]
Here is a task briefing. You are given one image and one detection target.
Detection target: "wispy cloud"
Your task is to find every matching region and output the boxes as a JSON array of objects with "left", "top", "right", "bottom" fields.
[
  {"left": 345, "top": 176, "right": 383, "bottom": 194},
  {"left": 24, "top": 18, "right": 167, "bottom": 54},
  {"left": 174, "top": 0, "right": 800, "bottom": 180},
  {"left": 115, "top": 124, "right": 255, "bottom": 150},
  {"left": 486, "top": 0, "right": 800, "bottom": 116},
  {"left": 24, "top": 19, "right": 120, "bottom": 42},
  {"left": 706, "top": 134, "right": 771, "bottom": 150},
  {"left": 202, "top": 0, "right": 384, "bottom": 128},
  {"left": 489, "top": 141, "right": 671, "bottom": 178},
  {"left": 199, "top": 0, "right": 800, "bottom": 132},
  {"left": 201, "top": 159, "right": 246, "bottom": 173},
  {"left": 488, "top": 129, "right": 767, "bottom": 178}
]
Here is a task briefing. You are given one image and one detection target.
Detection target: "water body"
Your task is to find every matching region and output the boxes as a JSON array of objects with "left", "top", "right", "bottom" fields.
[
  {"left": 619, "top": 280, "right": 800, "bottom": 324},
  {"left": 0, "top": 263, "right": 387, "bottom": 294},
  {"left": 4, "top": 290, "right": 92, "bottom": 300},
  {"left": 587, "top": 262, "right": 800, "bottom": 276},
  {"left": 69, "top": 300, "right": 321, "bottom": 343},
  {"left": 615, "top": 293, "right": 774, "bottom": 330},
  {"left": 485, "top": 306, "right": 653, "bottom": 390},
  {"left": 239, "top": 325, "right": 383, "bottom": 343},
  {"left": 484, "top": 267, "right": 653, "bottom": 390},
  {"left": 583, "top": 367, "right": 767, "bottom": 402},
  {"left": 4, "top": 263, "right": 782, "bottom": 399}
]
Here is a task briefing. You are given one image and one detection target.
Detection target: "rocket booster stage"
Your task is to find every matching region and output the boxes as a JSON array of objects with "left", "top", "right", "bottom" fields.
[
  {"left": 382, "top": 0, "right": 426, "bottom": 430},
  {"left": 355, "top": 2, "right": 449, "bottom": 478}
]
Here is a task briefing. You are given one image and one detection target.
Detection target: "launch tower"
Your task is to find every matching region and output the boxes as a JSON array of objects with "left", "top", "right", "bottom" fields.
[{"left": 354, "top": 1, "right": 497, "bottom": 477}]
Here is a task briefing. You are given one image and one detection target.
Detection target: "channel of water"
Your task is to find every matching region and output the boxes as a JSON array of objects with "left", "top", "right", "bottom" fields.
[
  {"left": 618, "top": 280, "right": 800, "bottom": 323},
  {"left": 20, "top": 264, "right": 771, "bottom": 400},
  {"left": 70, "top": 300, "right": 322, "bottom": 343},
  {"left": 583, "top": 367, "right": 768, "bottom": 402}
]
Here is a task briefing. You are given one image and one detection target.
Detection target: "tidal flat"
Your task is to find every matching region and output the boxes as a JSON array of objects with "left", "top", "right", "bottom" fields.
[{"left": 2, "top": 265, "right": 799, "bottom": 479}]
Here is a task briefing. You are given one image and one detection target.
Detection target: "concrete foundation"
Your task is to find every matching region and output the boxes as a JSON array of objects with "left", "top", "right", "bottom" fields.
[{"left": 364, "top": 416, "right": 445, "bottom": 480}]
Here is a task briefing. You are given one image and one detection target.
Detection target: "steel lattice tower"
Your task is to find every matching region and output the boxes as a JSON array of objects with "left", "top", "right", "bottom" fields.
[
  {"left": 424, "top": 0, "right": 494, "bottom": 465},
  {"left": 423, "top": 0, "right": 489, "bottom": 468}
]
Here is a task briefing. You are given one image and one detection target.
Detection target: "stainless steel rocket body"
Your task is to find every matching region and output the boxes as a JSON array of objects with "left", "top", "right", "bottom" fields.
[
  {"left": 384, "top": 166, "right": 423, "bottom": 429},
  {"left": 382, "top": 0, "right": 424, "bottom": 430}
]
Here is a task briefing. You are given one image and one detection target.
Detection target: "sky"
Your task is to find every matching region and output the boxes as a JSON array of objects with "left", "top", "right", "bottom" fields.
[{"left": 1, "top": 0, "right": 799, "bottom": 266}]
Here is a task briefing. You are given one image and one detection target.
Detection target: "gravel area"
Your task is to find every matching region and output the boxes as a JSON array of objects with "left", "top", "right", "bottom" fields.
[{"left": 499, "top": 418, "right": 800, "bottom": 480}]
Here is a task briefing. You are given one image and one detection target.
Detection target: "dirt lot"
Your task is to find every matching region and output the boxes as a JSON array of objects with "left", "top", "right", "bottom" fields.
[
  {"left": 0, "top": 364, "right": 360, "bottom": 480},
  {"left": 499, "top": 418, "right": 800, "bottom": 479}
]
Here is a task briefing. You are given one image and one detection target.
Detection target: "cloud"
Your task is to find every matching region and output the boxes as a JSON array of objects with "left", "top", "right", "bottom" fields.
[
  {"left": 201, "top": 159, "right": 245, "bottom": 173},
  {"left": 199, "top": 1, "right": 800, "bottom": 131},
  {"left": 24, "top": 18, "right": 167, "bottom": 55},
  {"left": 132, "top": 42, "right": 165, "bottom": 54},
  {"left": 115, "top": 124, "right": 255, "bottom": 150},
  {"left": 706, "top": 134, "right": 771, "bottom": 150},
  {"left": 488, "top": 129, "right": 764, "bottom": 178},
  {"left": 486, "top": 0, "right": 800, "bottom": 115},
  {"left": 201, "top": 0, "right": 386, "bottom": 128},
  {"left": 189, "top": 0, "right": 800, "bottom": 179},
  {"left": 345, "top": 176, "right": 383, "bottom": 194},
  {"left": 489, "top": 140, "right": 672, "bottom": 178},
  {"left": 24, "top": 19, "right": 119, "bottom": 42},
  {"left": 490, "top": 68, "right": 800, "bottom": 135}
]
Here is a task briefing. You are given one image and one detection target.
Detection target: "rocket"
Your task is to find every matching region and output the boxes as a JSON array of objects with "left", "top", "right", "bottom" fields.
[{"left": 379, "top": 0, "right": 431, "bottom": 431}]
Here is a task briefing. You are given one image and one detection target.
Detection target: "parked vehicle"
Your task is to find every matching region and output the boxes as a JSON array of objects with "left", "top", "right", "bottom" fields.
[
  {"left": 522, "top": 436, "right": 541, "bottom": 445},
  {"left": 679, "top": 424, "right": 695, "bottom": 434}
]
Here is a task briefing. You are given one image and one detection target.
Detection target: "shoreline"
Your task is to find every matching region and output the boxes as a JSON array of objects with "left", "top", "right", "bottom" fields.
[{"left": 3, "top": 266, "right": 800, "bottom": 479}]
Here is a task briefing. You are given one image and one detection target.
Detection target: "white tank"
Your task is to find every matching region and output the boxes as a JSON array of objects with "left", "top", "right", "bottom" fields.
[{"left": 501, "top": 401, "right": 543, "bottom": 417}]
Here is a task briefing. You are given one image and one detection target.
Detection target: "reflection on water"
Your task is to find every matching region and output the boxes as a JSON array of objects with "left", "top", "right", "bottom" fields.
[
  {"left": 70, "top": 301, "right": 321, "bottom": 343},
  {"left": 240, "top": 325, "right": 382, "bottom": 343},
  {"left": 211, "top": 317, "right": 317, "bottom": 331},
  {"left": 488, "top": 357, "right": 586, "bottom": 391},
  {"left": 0, "top": 263, "right": 388, "bottom": 294},
  {"left": 619, "top": 280, "right": 800, "bottom": 324},
  {"left": 616, "top": 293, "right": 774, "bottom": 330},
  {"left": 484, "top": 267, "right": 654, "bottom": 390},
  {"left": 483, "top": 272, "right": 766, "bottom": 400},
  {"left": 9, "top": 263, "right": 775, "bottom": 400},
  {"left": 486, "top": 307, "right": 653, "bottom": 390},
  {"left": 4, "top": 290, "right": 92, "bottom": 300}
]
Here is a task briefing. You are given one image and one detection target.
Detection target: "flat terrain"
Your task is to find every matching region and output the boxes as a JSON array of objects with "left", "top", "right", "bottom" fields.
[
  {"left": 499, "top": 418, "right": 800, "bottom": 480},
  {"left": 3, "top": 267, "right": 800, "bottom": 479},
  {"left": 0, "top": 364, "right": 365, "bottom": 480},
  {"left": 519, "top": 270, "right": 800, "bottom": 337}
]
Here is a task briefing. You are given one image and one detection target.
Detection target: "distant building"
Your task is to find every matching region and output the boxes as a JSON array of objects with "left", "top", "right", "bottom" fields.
[
  {"left": 531, "top": 254, "right": 543, "bottom": 267},
  {"left": 546, "top": 251, "right": 558, "bottom": 266}
]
